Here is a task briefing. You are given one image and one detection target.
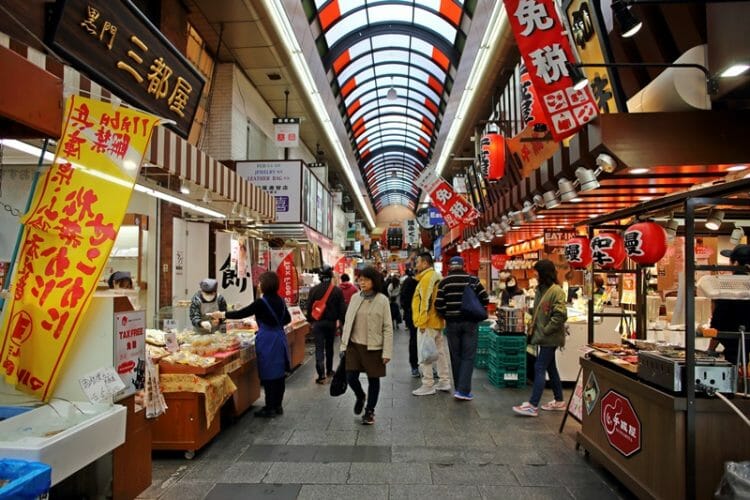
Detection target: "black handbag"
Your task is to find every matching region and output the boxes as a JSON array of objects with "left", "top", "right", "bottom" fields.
[
  {"left": 461, "top": 278, "right": 488, "bottom": 322},
  {"left": 329, "top": 353, "right": 348, "bottom": 397}
]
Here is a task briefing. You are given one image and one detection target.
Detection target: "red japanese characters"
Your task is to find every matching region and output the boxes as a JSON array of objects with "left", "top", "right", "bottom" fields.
[
  {"left": 623, "top": 222, "right": 668, "bottom": 265},
  {"left": 590, "top": 232, "right": 626, "bottom": 269},
  {"left": 564, "top": 236, "right": 592, "bottom": 268}
]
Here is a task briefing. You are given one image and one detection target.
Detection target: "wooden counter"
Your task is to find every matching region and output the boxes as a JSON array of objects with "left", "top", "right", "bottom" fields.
[
  {"left": 289, "top": 322, "right": 309, "bottom": 369},
  {"left": 113, "top": 394, "right": 152, "bottom": 500},
  {"left": 578, "top": 356, "right": 750, "bottom": 499},
  {"left": 151, "top": 391, "right": 221, "bottom": 458}
]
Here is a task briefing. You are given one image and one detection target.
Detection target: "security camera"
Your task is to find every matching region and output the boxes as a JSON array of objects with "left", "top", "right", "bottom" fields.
[{"left": 595, "top": 153, "right": 617, "bottom": 173}]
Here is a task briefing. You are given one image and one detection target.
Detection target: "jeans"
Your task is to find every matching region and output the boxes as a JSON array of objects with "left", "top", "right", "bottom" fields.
[
  {"left": 313, "top": 322, "right": 336, "bottom": 377},
  {"left": 529, "top": 346, "right": 564, "bottom": 407},
  {"left": 418, "top": 328, "right": 451, "bottom": 387},
  {"left": 445, "top": 321, "right": 478, "bottom": 394},
  {"left": 262, "top": 376, "right": 285, "bottom": 410},
  {"left": 346, "top": 371, "right": 380, "bottom": 411},
  {"left": 406, "top": 317, "right": 418, "bottom": 369}
]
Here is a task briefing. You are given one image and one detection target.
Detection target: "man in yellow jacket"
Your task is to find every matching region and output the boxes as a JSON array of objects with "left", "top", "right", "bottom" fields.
[{"left": 411, "top": 252, "right": 451, "bottom": 396}]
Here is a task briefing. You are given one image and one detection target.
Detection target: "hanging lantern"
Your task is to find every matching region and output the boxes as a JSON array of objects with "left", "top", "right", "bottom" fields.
[
  {"left": 480, "top": 132, "right": 505, "bottom": 180},
  {"left": 624, "top": 222, "right": 668, "bottom": 265},
  {"left": 564, "top": 236, "right": 592, "bottom": 269},
  {"left": 591, "top": 232, "right": 626, "bottom": 269}
]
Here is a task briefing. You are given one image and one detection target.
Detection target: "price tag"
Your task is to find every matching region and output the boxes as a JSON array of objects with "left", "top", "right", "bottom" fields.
[
  {"left": 165, "top": 331, "right": 179, "bottom": 353},
  {"left": 79, "top": 367, "right": 126, "bottom": 404},
  {"left": 163, "top": 318, "right": 177, "bottom": 332}
]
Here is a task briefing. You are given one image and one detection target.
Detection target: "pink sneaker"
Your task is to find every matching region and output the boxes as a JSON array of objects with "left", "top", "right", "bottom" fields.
[
  {"left": 512, "top": 402, "right": 538, "bottom": 417},
  {"left": 541, "top": 400, "right": 567, "bottom": 411}
]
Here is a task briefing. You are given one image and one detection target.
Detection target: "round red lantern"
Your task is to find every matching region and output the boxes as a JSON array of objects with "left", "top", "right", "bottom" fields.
[
  {"left": 590, "top": 232, "right": 626, "bottom": 269},
  {"left": 624, "top": 222, "right": 668, "bottom": 265},
  {"left": 480, "top": 132, "right": 505, "bottom": 180},
  {"left": 564, "top": 237, "right": 592, "bottom": 269}
]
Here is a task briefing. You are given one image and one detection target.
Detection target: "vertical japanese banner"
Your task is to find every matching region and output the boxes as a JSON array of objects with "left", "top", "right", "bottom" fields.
[
  {"left": 504, "top": 0, "right": 599, "bottom": 141},
  {"left": 0, "top": 96, "right": 160, "bottom": 400},
  {"left": 270, "top": 248, "right": 299, "bottom": 306},
  {"left": 215, "top": 232, "right": 254, "bottom": 309},
  {"left": 415, "top": 169, "right": 480, "bottom": 229}
]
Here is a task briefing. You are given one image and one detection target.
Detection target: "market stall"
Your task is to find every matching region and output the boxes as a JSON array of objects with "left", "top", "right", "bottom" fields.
[{"left": 573, "top": 178, "right": 750, "bottom": 500}]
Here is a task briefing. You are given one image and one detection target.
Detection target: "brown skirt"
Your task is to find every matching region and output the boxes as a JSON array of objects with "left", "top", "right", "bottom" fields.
[{"left": 345, "top": 342, "right": 386, "bottom": 378}]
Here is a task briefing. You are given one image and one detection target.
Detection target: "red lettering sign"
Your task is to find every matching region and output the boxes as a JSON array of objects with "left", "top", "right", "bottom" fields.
[{"left": 600, "top": 390, "right": 641, "bottom": 457}]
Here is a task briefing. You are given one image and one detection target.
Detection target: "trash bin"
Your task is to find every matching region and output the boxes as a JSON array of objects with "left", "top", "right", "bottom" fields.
[
  {"left": 0, "top": 459, "right": 51, "bottom": 499},
  {"left": 716, "top": 461, "right": 750, "bottom": 500}
]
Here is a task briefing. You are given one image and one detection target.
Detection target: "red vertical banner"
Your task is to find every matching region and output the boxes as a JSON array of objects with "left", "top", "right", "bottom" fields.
[
  {"left": 503, "top": 0, "right": 599, "bottom": 141},
  {"left": 334, "top": 256, "right": 347, "bottom": 276},
  {"left": 415, "top": 169, "right": 480, "bottom": 229},
  {"left": 271, "top": 248, "right": 299, "bottom": 305}
]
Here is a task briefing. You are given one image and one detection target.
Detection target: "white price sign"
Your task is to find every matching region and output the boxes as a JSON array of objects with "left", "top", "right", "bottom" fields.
[{"left": 79, "top": 367, "right": 126, "bottom": 404}]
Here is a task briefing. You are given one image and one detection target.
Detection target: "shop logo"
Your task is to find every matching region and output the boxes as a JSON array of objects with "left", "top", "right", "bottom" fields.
[{"left": 600, "top": 390, "right": 641, "bottom": 457}]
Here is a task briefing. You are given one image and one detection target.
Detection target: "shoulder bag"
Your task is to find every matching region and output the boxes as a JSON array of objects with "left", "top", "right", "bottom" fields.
[
  {"left": 461, "top": 277, "right": 488, "bottom": 322},
  {"left": 311, "top": 283, "right": 334, "bottom": 321}
]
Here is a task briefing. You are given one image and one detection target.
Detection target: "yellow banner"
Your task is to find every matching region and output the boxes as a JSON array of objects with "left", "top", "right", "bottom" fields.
[{"left": 0, "top": 96, "right": 159, "bottom": 400}]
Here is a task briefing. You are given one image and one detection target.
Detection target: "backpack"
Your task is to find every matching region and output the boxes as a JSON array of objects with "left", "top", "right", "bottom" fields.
[{"left": 461, "top": 278, "right": 488, "bottom": 322}]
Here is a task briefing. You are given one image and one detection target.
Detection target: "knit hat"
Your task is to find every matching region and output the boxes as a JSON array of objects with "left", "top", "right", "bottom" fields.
[{"left": 200, "top": 278, "right": 218, "bottom": 293}]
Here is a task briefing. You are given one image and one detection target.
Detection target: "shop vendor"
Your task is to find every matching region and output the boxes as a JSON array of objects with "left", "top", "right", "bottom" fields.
[{"left": 189, "top": 278, "right": 228, "bottom": 333}]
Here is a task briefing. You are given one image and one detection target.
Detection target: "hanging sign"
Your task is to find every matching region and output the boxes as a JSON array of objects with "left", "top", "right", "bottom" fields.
[
  {"left": 215, "top": 233, "right": 254, "bottom": 308},
  {"left": 416, "top": 168, "right": 480, "bottom": 229},
  {"left": 591, "top": 232, "right": 626, "bottom": 269},
  {"left": 565, "top": 236, "right": 592, "bottom": 268},
  {"left": 584, "top": 370, "right": 600, "bottom": 415},
  {"left": 0, "top": 96, "right": 159, "bottom": 401},
  {"left": 114, "top": 310, "right": 146, "bottom": 400},
  {"left": 271, "top": 248, "right": 299, "bottom": 305},
  {"left": 491, "top": 254, "right": 510, "bottom": 271},
  {"left": 480, "top": 132, "right": 506, "bottom": 181},
  {"left": 600, "top": 390, "right": 642, "bottom": 457},
  {"left": 503, "top": 0, "right": 599, "bottom": 141},
  {"left": 272, "top": 117, "right": 300, "bottom": 148},
  {"left": 545, "top": 228, "right": 579, "bottom": 254},
  {"left": 624, "top": 222, "right": 668, "bottom": 265}
]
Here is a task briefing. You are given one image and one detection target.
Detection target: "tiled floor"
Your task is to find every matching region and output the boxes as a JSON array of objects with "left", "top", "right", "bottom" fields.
[{"left": 139, "top": 327, "right": 635, "bottom": 499}]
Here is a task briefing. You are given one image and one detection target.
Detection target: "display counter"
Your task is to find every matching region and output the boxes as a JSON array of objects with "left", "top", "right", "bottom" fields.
[
  {"left": 288, "top": 322, "right": 310, "bottom": 369},
  {"left": 577, "top": 356, "right": 750, "bottom": 500}
]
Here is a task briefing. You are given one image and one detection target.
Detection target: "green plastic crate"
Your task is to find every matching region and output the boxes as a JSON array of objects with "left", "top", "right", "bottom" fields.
[{"left": 488, "top": 364, "right": 526, "bottom": 388}]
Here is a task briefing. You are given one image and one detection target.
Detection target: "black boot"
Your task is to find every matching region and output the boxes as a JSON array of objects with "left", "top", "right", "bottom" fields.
[
  {"left": 254, "top": 407, "right": 277, "bottom": 418},
  {"left": 361, "top": 408, "right": 375, "bottom": 425}
]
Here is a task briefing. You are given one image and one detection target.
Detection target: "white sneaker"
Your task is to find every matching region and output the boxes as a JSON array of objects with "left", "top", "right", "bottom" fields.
[
  {"left": 412, "top": 385, "right": 437, "bottom": 396},
  {"left": 435, "top": 382, "right": 452, "bottom": 392}
]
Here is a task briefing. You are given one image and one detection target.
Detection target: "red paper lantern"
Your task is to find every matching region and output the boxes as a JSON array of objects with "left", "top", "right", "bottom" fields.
[
  {"left": 624, "top": 222, "right": 668, "bottom": 265},
  {"left": 590, "top": 232, "right": 626, "bottom": 269},
  {"left": 480, "top": 132, "right": 505, "bottom": 180},
  {"left": 564, "top": 237, "right": 592, "bottom": 268}
]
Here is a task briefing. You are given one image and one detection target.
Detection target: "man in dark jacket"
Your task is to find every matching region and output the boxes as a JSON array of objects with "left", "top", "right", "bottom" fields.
[
  {"left": 399, "top": 269, "right": 420, "bottom": 377},
  {"left": 710, "top": 244, "right": 750, "bottom": 365},
  {"left": 435, "top": 256, "right": 490, "bottom": 400},
  {"left": 306, "top": 265, "right": 346, "bottom": 383}
]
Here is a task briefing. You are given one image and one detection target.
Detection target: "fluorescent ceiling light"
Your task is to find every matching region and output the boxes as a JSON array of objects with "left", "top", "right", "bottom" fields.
[
  {"left": 630, "top": 168, "right": 649, "bottom": 174},
  {"left": 727, "top": 165, "right": 747, "bottom": 172},
  {"left": 1, "top": 139, "right": 226, "bottom": 218},
  {"left": 262, "top": 0, "right": 376, "bottom": 230},
  {"left": 570, "top": 197, "right": 583, "bottom": 203},
  {"left": 720, "top": 64, "right": 750, "bottom": 78},
  {"left": 434, "top": 3, "right": 507, "bottom": 178}
]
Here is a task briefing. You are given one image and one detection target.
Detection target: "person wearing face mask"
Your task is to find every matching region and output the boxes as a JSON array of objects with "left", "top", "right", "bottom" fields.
[
  {"left": 189, "top": 278, "right": 227, "bottom": 334},
  {"left": 501, "top": 276, "right": 523, "bottom": 306}
]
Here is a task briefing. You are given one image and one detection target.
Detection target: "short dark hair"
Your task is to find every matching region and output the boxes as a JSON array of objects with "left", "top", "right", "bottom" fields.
[
  {"left": 534, "top": 259, "right": 558, "bottom": 287},
  {"left": 418, "top": 251, "right": 433, "bottom": 266},
  {"left": 594, "top": 275, "right": 605, "bottom": 288},
  {"left": 341, "top": 273, "right": 350, "bottom": 282},
  {"left": 259, "top": 271, "right": 280, "bottom": 295},
  {"left": 358, "top": 265, "right": 384, "bottom": 293}
]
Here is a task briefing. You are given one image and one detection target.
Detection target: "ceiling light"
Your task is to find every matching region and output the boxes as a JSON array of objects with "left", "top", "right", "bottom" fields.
[
  {"left": 612, "top": 0, "right": 643, "bottom": 38},
  {"left": 386, "top": 86, "right": 397, "bottom": 101},
  {"left": 522, "top": 201, "right": 537, "bottom": 222},
  {"left": 639, "top": 196, "right": 653, "bottom": 201},
  {"left": 537, "top": 215, "right": 546, "bottom": 219},
  {"left": 664, "top": 217, "right": 679, "bottom": 240},
  {"left": 565, "top": 61, "right": 589, "bottom": 91},
  {"left": 543, "top": 190, "right": 560, "bottom": 209},
  {"left": 471, "top": 238, "right": 481, "bottom": 249},
  {"left": 727, "top": 165, "right": 748, "bottom": 172},
  {"left": 558, "top": 177, "right": 578, "bottom": 202},
  {"left": 730, "top": 225, "right": 745, "bottom": 245},
  {"left": 500, "top": 216, "right": 511, "bottom": 232},
  {"left": 532, "top": 194, "right": 545, "bottom": 207},
  {"left": 180, "top": 180, "right": 190, "bottom": 194},
  {"left": 571, "top": 197, "right": 584, "bottom": 203},
  {"left": 575, "top": 167, "right": 599, "bottom": 191},
  {"left": 457, "top": 244, "right": 464, "bottom": 253},
  {"left": 510, "top": 211, "right": 524, "bottom": 224},
  {"left": 202, "top": 189, "right": 211, "bottom": 204},
  {"left": 231, "top": 202, "right": 239, "bottom": 215},
  {"left": 705, "top": 208, "right": 724, "bottom": 230},
  {"left": 720, "top": 64, "right": 750, "bottom": 78},
  {"left": 630, "top": 168, "right": 649, "bottom": 174}
]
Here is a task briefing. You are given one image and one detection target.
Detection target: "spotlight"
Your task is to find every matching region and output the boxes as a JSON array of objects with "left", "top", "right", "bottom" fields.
[
  {"left": 612, "top": 0, "right": 642, "bottom": 38},
  {"left": 575, "top": 167, "right": 600, "bottom": 192},
  {"left": 510, "top": 211, "right": 524, "bottom": 225},
  {"left": 180, "top": 180, "right": 190, "bottom": 195},
  {"left": 705, "top": 208, "right": 724, "bottom": 230},
  {"left": 663, "top": 217, "right": 679, "bottom": 240},
  {"left": 565, "top": 61, "right": 589, "bottom": 91},
  {"left": 500, "top": 216, "right": 511, "bottom": 232},
  {"left": 558, "top": 177, "right": 578, "bottom": 202},
  {"left": 595, "top": 153, "right": 617, "bottom": 174},
  {"left": 202, "top": 189, "right": 211, "bottom": 203},
  {"left": 730, "top": 225, "right": 744, "bottom": 245},
  {"left": 532, "top": 194, "right": 545, "bottom": 207},
  {"left": 543, "top": 190, "right": 560, "bottom": 209},
  {"left": 522, "top": 201, "right": 537, "bottom": 222},
  {"left": 231, "top": 202, "right": 239, "bottom": 215},
  {"left": 471, "top": 237, "right": 481, "bottom": 249},
  {"left": 457, "top": 244, "right": 464, "bottom": 253}
]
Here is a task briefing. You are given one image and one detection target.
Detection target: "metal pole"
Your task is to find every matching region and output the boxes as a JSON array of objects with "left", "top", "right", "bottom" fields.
[
  {"left": 284, "top": 89, "right": 290, "bottom": 161},
  {"left": 685, "top": 198, "right": 697, "bottom": 500},
  {"left": 588, "top": 226, "right": 595, "bottom": 344}
]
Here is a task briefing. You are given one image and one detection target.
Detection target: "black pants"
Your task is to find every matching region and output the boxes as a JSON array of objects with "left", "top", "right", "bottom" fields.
[
  {"left": 390, "top": 301, "right": 402, "bottom": 324},
  {"left": 262, "top": 376, "right": 285, "bottom": 410},
  {"left": 346, "top": 371, "right": 380, "bottom": 412},
  {"left": 313, "top": 322, "right": 336, "bottom": 377},
  {"left": 406, "top": 317, "right": 418, "bottom": 369}
]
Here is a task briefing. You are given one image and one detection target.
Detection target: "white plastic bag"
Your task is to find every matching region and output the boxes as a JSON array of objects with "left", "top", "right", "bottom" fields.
[{"left": 418, "top": 332, "right": 439, "bottom": 364}]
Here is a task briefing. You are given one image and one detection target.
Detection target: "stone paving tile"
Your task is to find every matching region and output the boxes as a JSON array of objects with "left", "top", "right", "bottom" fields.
[
  {"left": 238, "top": 444, "right": 318, "bottom": 462},
  {"left": 478, "top": 485, "right": 575, "bottom": 499},
  {"left": 545, "top": 464, "right": 610, "bottom": 486},
  {"left": 182, "top": 460, "right": 237, "bottom": 482},
  {"left": 357, "top": 428, "right": 426, "bottom": 446},
  {"left": 566, "top": 483, "right": 631, "bottom": 500},
  {"left": 286, "top": 429, "right": 358, "bottom": 446},
  {"left": 510, "top": 464, "right": 565, "bottom": 486},
  {"left": 313, "top": 445, "right": 392, "bottom": 463},
  {"left": 327, "top": 413, "right": 393, "bottom": 431},
  {"left": 205, "top": 483, "right": 301, "bottom": 500},
  {"left": 263, "top": 462, "right": 351, "bottom": 484},
  {"left": 298, "top": 484, "right": 389, "bottom": 500},
  {"left": 215, "top": 461, "right": 272, "bottom": 483},
  {"left": 158, "top": 480, "right": 215, "bottom": 500},
  {"left": 248, "top": 428, "right": 294, "bottom": 445},
  {"left": 347, "top": 463, "right": 431, "bottom": 484},
  {"left": 430, "top": 463, "right": 518, "bottom": 486},
  {"left": 490, "top": 445, "right": 547, "bottom": 466},
  {"left": 389, "top": 484, "right": 483, "bottom": 499}
]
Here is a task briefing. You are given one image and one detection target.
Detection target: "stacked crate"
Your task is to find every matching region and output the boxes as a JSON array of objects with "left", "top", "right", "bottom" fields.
[
  {"left": 474, "top": 322, "right": 494, "bottom": 369},
  {"left": 488, "top": 334, "right": 527, "bottom": 388}
]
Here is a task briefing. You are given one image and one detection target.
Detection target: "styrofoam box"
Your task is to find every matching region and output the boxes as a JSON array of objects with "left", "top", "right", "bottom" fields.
[{"left": 0, "top": 402, "right": 126, "bottom": 485}]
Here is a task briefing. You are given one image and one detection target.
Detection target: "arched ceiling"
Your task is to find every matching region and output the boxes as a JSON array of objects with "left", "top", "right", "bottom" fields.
[{"left": 304, "top": 0, "right": 477, "bottom": 213}]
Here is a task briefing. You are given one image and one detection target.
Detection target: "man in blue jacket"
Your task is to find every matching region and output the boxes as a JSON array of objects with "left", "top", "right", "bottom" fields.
[{"left": 435, "top": 256, "right": 489, "bottom": 401}]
